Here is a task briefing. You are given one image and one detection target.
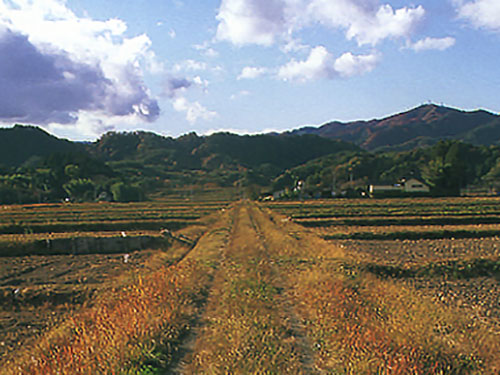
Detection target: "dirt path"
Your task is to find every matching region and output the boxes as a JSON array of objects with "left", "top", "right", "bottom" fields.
[{"left": 169, "top": 202, "right": 316, "bottom": 374}]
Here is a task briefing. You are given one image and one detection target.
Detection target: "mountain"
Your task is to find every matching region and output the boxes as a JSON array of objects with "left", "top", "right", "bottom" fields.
[
  {"left": 288, "top": 104, "right": 500, "bottom": 151},
  {"left": 88, "top": 131, "right": 359, "bottom": 171},
  {"left": 0, "top": 125, "right": 84, "bottom": 167},
  {"left": 2, "top": 113, "right": 500, "bottom": 203}
]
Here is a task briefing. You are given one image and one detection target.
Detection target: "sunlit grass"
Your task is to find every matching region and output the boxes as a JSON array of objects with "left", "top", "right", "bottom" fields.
[
  {"left": 2, "top": 210, "right": 231, "bottom": 375},
  {"left": 257, "top": 204, "right": 500, "bottom": 374}
]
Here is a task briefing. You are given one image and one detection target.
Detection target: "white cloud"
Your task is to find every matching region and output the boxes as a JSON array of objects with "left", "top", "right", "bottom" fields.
[
  {"left": 168, "top": 29, "right": 176, "bottom": 38},
  {"left": 173, "top": 97, "right": 217, "bottom": 124},
  {"left": 173, "top": 59, "right": 208, "bottom": 72},
  {"left": 237, "top": 66, "right": 268, "bottom": 79},
  {"left": 281, "top": 38, "right": 309, "bottom": 53},
  {"left": 204, "top": 48, "right": 219, "bottom": 58},
  {"left": 193, "top": 76, "right": 210, "bottom": 91},
  {"left": 278, "top": 46, "right": 334, "bottom": 82},
  {"left": 193, "top": 41, "right": 220, "bottom": 58},
  {"left": 0, "top": 0, "right": 159, "bottom": 130},
  {"left": 216, "top": 0, "right": 288, "bottom": 46},
  {"left": 230, "top": 90, "right": 251, "bottom": 100},
  {"left": 410, "top": 36, "right": 456, "bottom": 52},
  {"left": 215, "top": 0, "right": 425, "bottom": 47},
  {"left": 278, "top": 46, "right": 379, "bottom": 82},
  {"left": 342, "top": 3, "right": 425, "bottom": 46},
  {"left": 455, "top": 0, "right": 500, "bottom": 31},
  {"left": 46, "top": 110, "right": 145, "bottom": 140},
  {"left": 333, "top": 51, "right": 379, "bottom": 77}
]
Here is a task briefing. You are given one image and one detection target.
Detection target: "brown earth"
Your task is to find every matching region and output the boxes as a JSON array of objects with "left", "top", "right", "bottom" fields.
[
  {"left": 332, "top": 238, "right": 500, "bottom": 338},
  {"left": 0, "top": 250, "right": 154, "bottom": 360}
]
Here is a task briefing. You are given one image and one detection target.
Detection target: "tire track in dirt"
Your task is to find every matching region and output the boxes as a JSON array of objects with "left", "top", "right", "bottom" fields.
[
  {"left": 160, "top": 206, "right": 236, "bottom": 374},
  {"left": 246, "top": 204, "right": 320, "bottom": 375},
  {"left": 174, "top": 202, "right": 312, "bottom": 374}
]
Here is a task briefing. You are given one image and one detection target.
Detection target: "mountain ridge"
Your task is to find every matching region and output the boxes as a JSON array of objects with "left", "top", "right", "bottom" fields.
[
  {"left": 2, "top": 105, "right": 500, "bottom": 203},
  {"left": 0, "top": 125, "right": 84, "bottom": 167},
  {"left": 287, "top": 104, "right": 500, "bottom": 151}
]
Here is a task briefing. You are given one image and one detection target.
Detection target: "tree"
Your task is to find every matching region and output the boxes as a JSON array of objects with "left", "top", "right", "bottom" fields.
[
  {"left": 271, "top": 171, "right": 295, "bottom": 192},
  {"left": 63, "top": 178, "right": 95, "bottom": 201},
  {"left": 64, "top": 164, "right": 81, "bottom": 179},
  {"left": 110, "top": 182, "right": 144, "bottom": 202}
]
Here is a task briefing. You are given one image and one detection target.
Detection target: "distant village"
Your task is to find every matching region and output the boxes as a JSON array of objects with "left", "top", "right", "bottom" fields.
[{"left": 266, "top": 177, "right": 432, "bottom": 201}]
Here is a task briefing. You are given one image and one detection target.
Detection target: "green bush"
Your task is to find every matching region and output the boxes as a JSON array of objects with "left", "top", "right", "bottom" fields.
[{"left": 110, "top": 182, "right": 145, "bottom": 202}]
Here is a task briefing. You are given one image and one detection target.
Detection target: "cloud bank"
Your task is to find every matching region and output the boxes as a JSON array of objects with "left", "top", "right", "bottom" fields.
[
  {"left": 456, "top": 0, "right": 500, "bottom": 31},
  {"left": 0, "top": 0, "right": 159, "bottom": 136},
  {"left": 216, "top": 0, "right": 425, "bottom": 47}
]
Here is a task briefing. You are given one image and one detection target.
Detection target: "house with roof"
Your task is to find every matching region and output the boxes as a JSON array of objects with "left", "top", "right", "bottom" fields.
[{"left": 369, "top": 178, "right": 430, "bottom": 196}]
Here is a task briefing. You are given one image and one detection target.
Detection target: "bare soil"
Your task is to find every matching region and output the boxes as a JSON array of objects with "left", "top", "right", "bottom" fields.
[
  {"left": 0, "top": 250, "right": 154, "bottom": 360},
  {"left": 332, "top": 238, "right": 500, "bottom": 335}
]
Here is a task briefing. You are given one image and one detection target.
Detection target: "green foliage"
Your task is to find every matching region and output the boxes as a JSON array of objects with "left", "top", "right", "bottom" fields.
[
  {"left": 274, "top": 140, "right": 500, "bottom": 196},
  {"left": 110, "top": 182, "right": 144, "bottom": 202},
  {"left": 3, "top": 124, "right": 500, "bottom": 204},
  {"left": 271, "top": 171, "right": 295, "bottom": 191},
  {"left": 0, "top": 183, "right": 21, "bottom": 204},
  {"left": 63, "top": 178, "right": 96, "bottom": 201},
  {"left": 0, "top": 125, "right": 83, "bottom": 167},
  {"left": 64, "top": 164, "right": 81, "bottom": 179}
]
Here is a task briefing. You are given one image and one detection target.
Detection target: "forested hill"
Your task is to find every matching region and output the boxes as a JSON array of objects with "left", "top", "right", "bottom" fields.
[
  {"left": 0, "top": 126, "right": 359, "bottom": 203},
  {"left": 88, "top": 131, "right": 359, "bottom": 170},
  {"left": 288, "top": 104, "right": 500, "bottom": 151},
  {"left": 0, "top": 126, "right": 358, "bottom": 170},
  {"left": 0, "top": 125, "right": 84, "bottom": 167},
  {"left": 3, "top": 104, "right": 500, "bottom": 204}
]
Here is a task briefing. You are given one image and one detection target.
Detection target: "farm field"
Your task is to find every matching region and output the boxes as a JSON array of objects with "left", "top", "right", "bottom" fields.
[
  {"left": 1, "top": 197, "right": 499, "bottom": 374},
  {"left": 0, "top": 200, "right": 227, "bottom": 369}
]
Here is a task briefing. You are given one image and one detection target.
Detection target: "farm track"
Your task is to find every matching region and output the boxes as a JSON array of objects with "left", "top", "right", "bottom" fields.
[
  {"left": 174, "top": 202, "right": 311, "bottom": 374},
  {"left": 247, "top": 205, "right": 319, "bottom": 374}
]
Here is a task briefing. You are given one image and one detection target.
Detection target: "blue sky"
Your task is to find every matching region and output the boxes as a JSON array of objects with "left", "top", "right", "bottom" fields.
[{"left": 0, "top": 0, "right": 499, "bottom": 140}]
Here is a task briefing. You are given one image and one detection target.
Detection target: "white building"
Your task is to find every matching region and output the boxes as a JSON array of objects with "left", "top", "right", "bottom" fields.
[{"left": 369, "top": 178, "right": 430, "bottom": 195}]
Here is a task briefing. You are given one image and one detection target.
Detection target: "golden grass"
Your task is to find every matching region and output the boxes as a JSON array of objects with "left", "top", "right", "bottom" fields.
[
  {"left": 184, "top": 204, "right": 304, "bottom": 374},
  {"left": 1, "top": 210, "right": 232, "bottom": 375},
  {"left": 255, "top": 204, "right": 500, "bottom": 374}
]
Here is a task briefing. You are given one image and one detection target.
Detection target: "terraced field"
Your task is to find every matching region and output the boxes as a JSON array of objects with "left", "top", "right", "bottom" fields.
[{"left": 1, "top": 198, "right": 499, "bottom": 374}]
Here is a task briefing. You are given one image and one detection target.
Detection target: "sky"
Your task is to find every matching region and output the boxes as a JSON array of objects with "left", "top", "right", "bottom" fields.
[{"left": 0, "top": 0, "right": 499, "bottom": 141}]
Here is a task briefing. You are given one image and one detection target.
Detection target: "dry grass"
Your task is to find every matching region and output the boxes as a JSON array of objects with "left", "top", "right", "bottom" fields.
[
  {"left": 256, "top": 205, "right": 500, "bottom": 374},
  {"left": 3, "top": 199, "right": 500, "bottom": 374},
  {"left": 1, "top": 210, "right": 232, "bottom": 375},
  {"left": 184, "top": 204, "right": 304, "bottom": 374}
]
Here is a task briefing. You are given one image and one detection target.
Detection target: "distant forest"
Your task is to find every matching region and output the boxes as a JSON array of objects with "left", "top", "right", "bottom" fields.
[{"left": 1, "top": 123, "right": 500, "bottom": 204}]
